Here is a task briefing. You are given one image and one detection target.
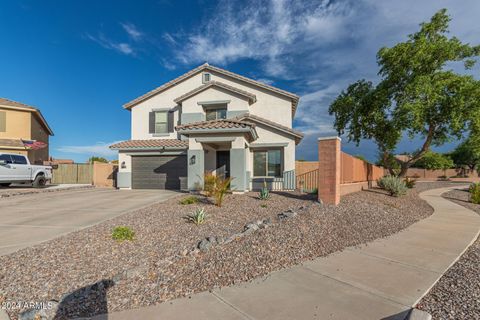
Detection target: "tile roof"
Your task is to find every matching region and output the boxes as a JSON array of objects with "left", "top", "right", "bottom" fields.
[
  {"left": 0, "top": 138, "right": 25, "bottom": 149},
  {"left": 174, "top": 81, "right": 257, "bottom": 104},
  {"left": 0, "top": 97, "right": 54, "bottom": 135},
  {"left": 123, "top": 63, "right": 299, "bottom": 114},
  {"left": 109, "top": 139, "right": 188, "bottom": 150},
  {"left": 175, "top": 119, "right": 255, "bottom": 131},
  {"left": 235, "top": 113, "right": 304, "bottom": 140}
]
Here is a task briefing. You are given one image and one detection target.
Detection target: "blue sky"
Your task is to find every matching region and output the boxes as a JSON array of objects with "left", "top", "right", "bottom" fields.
[{"left": 0, "top": 0, "right": 479, "bottom": 162}]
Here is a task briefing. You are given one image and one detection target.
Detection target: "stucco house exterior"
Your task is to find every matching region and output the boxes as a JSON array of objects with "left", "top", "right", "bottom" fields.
[
  {"left": 0, "top": 98, "right": 53, "bottom": 164},
  {"left": 110, "top": 63, "right": 303, "bottom": 192}
]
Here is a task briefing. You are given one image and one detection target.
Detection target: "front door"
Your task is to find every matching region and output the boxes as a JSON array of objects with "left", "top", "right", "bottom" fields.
[{"left": 216, "top": 151, "right": 230, "bottom": 179}]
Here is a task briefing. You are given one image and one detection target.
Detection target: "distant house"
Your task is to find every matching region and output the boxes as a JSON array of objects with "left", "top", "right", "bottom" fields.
[
  {"left": 43, "top": 157, "right": 74, "bottom": 166},
  {"left": 0, "top": 98, "right": 54, "bottom": 164},
  {"left": 110, "top": 63, "right": 303, "bottom": 191}
]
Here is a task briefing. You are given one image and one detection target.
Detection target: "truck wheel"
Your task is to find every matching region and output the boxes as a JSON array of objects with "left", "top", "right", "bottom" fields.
[
  {"left": 33, "top": 175, "right": 47, "bottom": 188},
  {"left": 0, "top": 183, "right": 11, "bottom": 187}
]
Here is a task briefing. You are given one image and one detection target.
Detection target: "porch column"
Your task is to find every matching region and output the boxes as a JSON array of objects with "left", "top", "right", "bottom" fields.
[
  {"left": 187, "top": 138, "right": 204, "bottom": 191},
  {"left": 318, "top": 136, "right": 341, "bottom": 205},
  {"left": 230, "top": 148, "right": 246, "bottom": 192}
]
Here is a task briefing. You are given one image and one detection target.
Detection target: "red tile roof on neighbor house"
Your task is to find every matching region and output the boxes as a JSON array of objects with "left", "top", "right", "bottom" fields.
[
  {"left": 175, "top": 118, "right": 255, "bottom": 131},
  {"left": 123, "top": 63, "right": 300, "bottom": 114},
  {"left": 173, "top": 81, "right": 257, "bottom": 104},
  {"left": 109, "top": 139, "right": 188, "bottom": 150}
]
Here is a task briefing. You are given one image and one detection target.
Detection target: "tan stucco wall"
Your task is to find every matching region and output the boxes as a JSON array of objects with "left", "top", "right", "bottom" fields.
[
  {"left": 0, "top": 108, "right": 31, "bottom": 139},
  {"left": 29, "top": 114, "right": 50, "bottom": 164},
  {"left": 0, "top": 108, "right": 50, "bottom": 164}
]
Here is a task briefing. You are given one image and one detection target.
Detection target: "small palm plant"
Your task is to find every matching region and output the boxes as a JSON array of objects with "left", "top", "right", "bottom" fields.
[
  {"left": 213, "top": 177, "right": 233, "bottom": 207},
  {"left": 186, "top": 208, "right": 207, "bottom": 225}
]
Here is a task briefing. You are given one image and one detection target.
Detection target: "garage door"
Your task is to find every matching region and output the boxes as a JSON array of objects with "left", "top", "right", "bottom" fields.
[{"left": 132, "top": 155, "right": 187, "bottom": 189}]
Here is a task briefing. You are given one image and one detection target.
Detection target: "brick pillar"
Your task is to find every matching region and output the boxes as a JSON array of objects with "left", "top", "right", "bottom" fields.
[{"left": 318, "top": 136, "right": 341, "bottom": 205}]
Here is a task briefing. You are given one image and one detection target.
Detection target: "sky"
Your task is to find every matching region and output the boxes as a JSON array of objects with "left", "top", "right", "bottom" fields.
[{"left": 0, "top": 0, "right": 479, "bottom": 163}]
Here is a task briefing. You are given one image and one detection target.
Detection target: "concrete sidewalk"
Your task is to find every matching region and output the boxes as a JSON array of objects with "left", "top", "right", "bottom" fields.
[{"left": 95, "top": 186, "right": 480, "bottom": 320}]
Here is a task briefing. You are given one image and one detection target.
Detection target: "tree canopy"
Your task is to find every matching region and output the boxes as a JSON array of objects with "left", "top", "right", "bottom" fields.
[
  {"left": 329, "top": 9, "right": 480, "bottom": 176},
  {"left": 413, "top": 151, "right": 453, "bottom": 170},
  {"left": 450, "top": 138, "right": 480, "bottom": 171},
  {"left": 88, "top": 156, "right": 108, "bottom": 163}
]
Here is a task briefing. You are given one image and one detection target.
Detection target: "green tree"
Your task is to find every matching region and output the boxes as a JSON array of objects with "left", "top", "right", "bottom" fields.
[
  {"left": 450, "top": 138, "right": 480, "bottom": 174},
  {"left": 88, "top": 156, "right": 108, "bottom": 163},
  {"left": 329, "top": 9, "right": 480, "bottom": 177},
  {"left": 414, "top": 151, "right": 454, "bottom": 171}
]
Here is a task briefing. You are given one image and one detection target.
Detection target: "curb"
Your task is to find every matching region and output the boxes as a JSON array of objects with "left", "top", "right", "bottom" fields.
[{"left": 407, "top": 308, "right": 432, "bottom": 320}]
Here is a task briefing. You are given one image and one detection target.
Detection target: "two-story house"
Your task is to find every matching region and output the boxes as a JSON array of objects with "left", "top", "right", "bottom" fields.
[
  {"left": 110, "top": 63, "right": 303, "bottom": 192},
  {"left": 0, "top": 98, "right": 53, "bottom": 164}
]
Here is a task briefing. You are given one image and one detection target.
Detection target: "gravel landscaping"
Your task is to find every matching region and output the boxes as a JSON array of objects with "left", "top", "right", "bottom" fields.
[
  {"left": 0, "top": 183, "right": 452, "bottom": 319},
  {"left": 417, "top": 186, "right": 480, "bottom": 320}
]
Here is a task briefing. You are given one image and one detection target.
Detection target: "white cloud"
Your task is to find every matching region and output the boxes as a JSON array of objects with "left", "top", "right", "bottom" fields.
[
  {"left": 121, "top": 22, "right": 143, "bottom": 41},
  {"left": 85, "top": 33, "right": 134, "bottom": 55},
  {"left": 57, "top": 142, "right": 119, "bottom": 158}
]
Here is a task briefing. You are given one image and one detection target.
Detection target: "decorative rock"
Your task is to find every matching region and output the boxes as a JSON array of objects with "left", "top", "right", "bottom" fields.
[
  {"left": 198, "top": 238, "right": 212, "bottom": 252},
  {"left": 278, "top": 209, "right": 297, "bottom": 219},
  {"left": 215, "top": 236, "right": 225, "bottom": 244},
  {"left": 263, "top": 218, "right": 272, "bottom": 225},
  {"left": 244, "top": 223, "right": 259, "bottom": 231}
]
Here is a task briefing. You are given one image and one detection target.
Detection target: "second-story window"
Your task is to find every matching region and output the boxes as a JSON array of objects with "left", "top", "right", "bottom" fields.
[
  {"left": 155, "top": 111, "right": 168, "bottom": 134},
  {"left": 206, "top": 108, "right": 227, "bottom": 121}
]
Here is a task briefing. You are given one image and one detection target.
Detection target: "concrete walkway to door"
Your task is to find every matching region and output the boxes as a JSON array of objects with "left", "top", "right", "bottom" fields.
[{"left": 94, "top": 186, "right": 480, "bottom": 320}]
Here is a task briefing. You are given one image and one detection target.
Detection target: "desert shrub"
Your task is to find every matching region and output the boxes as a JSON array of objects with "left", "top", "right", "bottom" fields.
[
  {"left": 213, "top": 176, "right": 233, "bottom": 207},
  {"left": 179, "top": 196, "right": 199, "bottom": 205},
  {"left": 404, "top": 177, "right": 416, "bottom": 189},
  {"left": 469, "top": 183, "right": 480, "bottom": 204},
  {"left": 112, "top": 226, "right": 135, "bottom": 241},
  {"left": 438, "top": 175, "right": 449, "bottom": 181},
  {"left": 378, "top": 176, "right": 407, "bottom": 197},
  {"left": 186, "top": 208, "right": 207, "bottom": 225},
  {"left": 260, "top": 204, "right": 268, "bottom": 208},
  {"left": 203, "top": 172, "right": 217, "bottom": 197}
]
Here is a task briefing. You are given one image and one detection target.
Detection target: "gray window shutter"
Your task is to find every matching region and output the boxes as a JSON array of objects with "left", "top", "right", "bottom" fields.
[
  {"left": 168, "top": 111, "right": 174, "bottom": 132},
  {"left": 149, "top": 112, "right": 155, "bottom": 134}
]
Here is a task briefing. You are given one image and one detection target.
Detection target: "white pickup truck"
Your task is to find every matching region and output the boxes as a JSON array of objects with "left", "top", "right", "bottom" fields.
[{"left": 0, "top": 153, "right": 53, "bottom": 188}]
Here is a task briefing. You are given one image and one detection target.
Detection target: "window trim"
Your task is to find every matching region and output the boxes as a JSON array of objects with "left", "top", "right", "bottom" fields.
[{"left": 253, "top": 149, "right": 283, "bottom": 178}]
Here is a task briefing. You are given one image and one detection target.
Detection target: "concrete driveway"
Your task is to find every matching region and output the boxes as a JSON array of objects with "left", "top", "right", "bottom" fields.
[{"left": 0, "top": 188, "right": 180, "bottom": 256}]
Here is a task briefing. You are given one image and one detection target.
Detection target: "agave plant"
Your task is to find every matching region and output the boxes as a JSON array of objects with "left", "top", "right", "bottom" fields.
[
  {"left": 258, "top": 179, "right": 270, "bottom": 200},
  {"left": 186, "top": 208, "right": 207, "bottom": 225}
]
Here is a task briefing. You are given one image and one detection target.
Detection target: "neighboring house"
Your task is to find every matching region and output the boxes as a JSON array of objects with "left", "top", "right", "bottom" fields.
[
  {"left": 110, "top": 63, "right": 303, "bottom": 192},
  {"left": 43, "top": 157, "right": 74, "bottom": 166},
  {"left": 0, "top": 98, "right": 53, "bottom": 164}
]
